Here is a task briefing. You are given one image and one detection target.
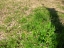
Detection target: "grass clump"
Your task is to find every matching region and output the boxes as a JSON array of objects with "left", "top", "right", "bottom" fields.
[{"left": 20, "top": 7, "right": 57, "bottom": 48}]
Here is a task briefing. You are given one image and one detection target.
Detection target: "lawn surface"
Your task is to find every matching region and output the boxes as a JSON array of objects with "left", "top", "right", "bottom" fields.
[{"left": 0, "top": 0, "right": 64, "bottom": 48}]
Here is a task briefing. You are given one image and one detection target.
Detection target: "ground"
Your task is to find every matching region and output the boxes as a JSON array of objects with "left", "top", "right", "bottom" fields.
[{"left": 0, "top": 0, "right": 64, "bottom": 47}]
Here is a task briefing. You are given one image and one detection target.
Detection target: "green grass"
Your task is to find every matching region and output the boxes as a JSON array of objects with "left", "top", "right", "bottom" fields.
[
  {"left": 19, "top": 7, "right": 57, "bottom": 48},
  {"left": 0, "top": 0, "right": 64, "bottom": 48},
  {"left": 0, "top": 7, "right": 57, "bottom": 48}
]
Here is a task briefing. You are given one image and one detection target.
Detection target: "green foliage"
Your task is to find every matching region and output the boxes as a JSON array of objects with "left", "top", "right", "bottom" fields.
[
  {"left": 18, "top": 17, "right": 27, "bottom": 24},
  {"left": 20, "top": 7, "right": 57, "bottom": 48}
]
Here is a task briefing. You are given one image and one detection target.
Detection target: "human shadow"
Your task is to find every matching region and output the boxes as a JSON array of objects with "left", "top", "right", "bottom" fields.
[{"left": 47, "top": 8, "right": 64, "bottom": 48}]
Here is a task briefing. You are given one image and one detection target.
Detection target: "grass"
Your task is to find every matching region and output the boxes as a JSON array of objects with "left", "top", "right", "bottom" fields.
[
  {"left": 0, "top": 0, "right": 64, "bottom": 48},
  {"left": 0, "top": 6, "right": 57, "bottom": 48}
]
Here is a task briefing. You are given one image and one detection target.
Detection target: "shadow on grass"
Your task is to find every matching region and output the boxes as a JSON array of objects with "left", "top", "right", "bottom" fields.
[{"left": 47, "top": 8, "right": 64, "bottom": 48}]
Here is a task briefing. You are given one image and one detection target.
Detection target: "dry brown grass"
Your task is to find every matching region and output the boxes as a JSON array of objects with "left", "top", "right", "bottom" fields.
[{"left": 0, "top": 0, "right": 64, "bottom": 40}]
